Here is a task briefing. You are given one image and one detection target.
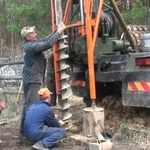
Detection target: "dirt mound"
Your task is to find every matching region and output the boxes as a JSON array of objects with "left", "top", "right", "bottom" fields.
[
  {"left": 99, "top": 96, "right": 150, "bottom": 132},
  {"left": 98, "top": 96, "right": 150, "bottom": 149}
]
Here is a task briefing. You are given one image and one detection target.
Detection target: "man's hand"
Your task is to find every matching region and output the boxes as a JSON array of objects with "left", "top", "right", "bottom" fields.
[
  {"left": 55, "top": 114, "right": 58, "bottom": 119},
  {"left": 59, "top": 120, "right": 68, "bottom": 126},
  {"left": 0, "top": 101, "right": 5, "bottom": 111},
  {"left": 57, "top": 22, "right": 66, "bottom": 33}
]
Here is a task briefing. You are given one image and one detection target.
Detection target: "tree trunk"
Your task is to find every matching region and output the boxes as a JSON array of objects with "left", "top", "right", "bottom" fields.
[{"left": 83, "top": 107, "right": 104, "bottom": 137}]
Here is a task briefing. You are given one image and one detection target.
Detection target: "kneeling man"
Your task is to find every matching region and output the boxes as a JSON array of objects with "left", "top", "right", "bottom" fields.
[{"left": 24, "top": 88, "right": 67, "bottom": 150}]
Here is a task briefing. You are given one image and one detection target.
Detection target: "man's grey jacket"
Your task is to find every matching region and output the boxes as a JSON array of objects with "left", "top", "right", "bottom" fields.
[{"left": 22, "top": 31, "right": 60, "bottom": 84}]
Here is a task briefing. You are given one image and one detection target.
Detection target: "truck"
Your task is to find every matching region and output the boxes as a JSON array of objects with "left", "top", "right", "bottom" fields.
[{"left": 51, "top": 0, "right": 150, "bottom": 121}]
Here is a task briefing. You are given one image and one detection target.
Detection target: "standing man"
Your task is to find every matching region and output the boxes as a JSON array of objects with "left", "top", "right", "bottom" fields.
[
  {"left": 24, "top": 88, "right": 67, "bottom": 150},
  {"left": 20, "top": 22, "right": 66, "bottom": 134}
]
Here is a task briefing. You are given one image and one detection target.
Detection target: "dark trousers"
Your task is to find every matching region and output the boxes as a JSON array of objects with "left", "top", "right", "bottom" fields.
[
  {"left": 46, "top": 74, "right": 57, "bottom": 106},
  {"left": 20, "top": 83, "right": 42, "bottom": 132}
]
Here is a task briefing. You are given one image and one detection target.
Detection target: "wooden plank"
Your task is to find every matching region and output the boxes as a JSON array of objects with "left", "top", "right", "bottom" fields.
[
  {"left": 0, "top": 76, "right": 22, "bottom": 80},
  {"left": 0, "top": 56, "right": 24, "bottom": 67},
  {"left": 3, "top": 89, "right": 23, "bottom": 94},
  {"left": 0, "top": 61, "right": 24, "bottom": 67},
  {"left": 3, "top": 91, "right": 23, "bottom": 94}
]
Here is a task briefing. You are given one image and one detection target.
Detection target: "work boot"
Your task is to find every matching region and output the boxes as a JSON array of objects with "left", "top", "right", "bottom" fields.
[{"left": 32, "top": 141, "right": 49, "bottom": 150}]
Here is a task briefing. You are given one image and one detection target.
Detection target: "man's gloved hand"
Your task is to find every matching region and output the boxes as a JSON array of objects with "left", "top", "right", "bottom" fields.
[
  {"left": 57, "top": 22, "right": 66, "bottom": 33},
  {"left": 59, "top": 120, "right": 68, "bottom": 126},
  {"left": 55, "top": 114, "right": 58, "bottom": 119}
]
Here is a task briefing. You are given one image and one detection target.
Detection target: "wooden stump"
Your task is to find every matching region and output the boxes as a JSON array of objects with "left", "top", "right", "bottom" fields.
[{"left": 83, "top": 107, "right": 104, "bottom": 137}]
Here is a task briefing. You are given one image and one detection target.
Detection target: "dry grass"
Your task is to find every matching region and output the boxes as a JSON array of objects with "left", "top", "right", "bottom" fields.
[
  {"left": 121, "top": 123, "right": 150, "bottom": 149},
  {"left": 0, "top": 93, "right": 23, "bottom": 121}
]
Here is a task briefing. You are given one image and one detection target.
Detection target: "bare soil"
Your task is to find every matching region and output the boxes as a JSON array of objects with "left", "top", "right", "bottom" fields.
[{"left": 1, "top": 95, "right": 150, "bottom": 150}]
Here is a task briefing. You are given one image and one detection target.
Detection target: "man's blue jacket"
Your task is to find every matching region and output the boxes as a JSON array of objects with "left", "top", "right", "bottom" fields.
[{"left": 24, "top": 100, "right": 60, "bottom": 141}]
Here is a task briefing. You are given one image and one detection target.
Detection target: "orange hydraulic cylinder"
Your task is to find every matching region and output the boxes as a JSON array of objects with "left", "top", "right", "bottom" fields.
[
  {"left": 84, "top": 0, "right": 104, "bottom": 100},
  {"left": 50, "top": 0, "right": 61, "bottom": 95},
  {"left": 84, "top": 0, "right": 96, "bottom": 100}
]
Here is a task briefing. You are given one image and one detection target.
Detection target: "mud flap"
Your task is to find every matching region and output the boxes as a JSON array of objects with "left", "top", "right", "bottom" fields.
[
  {"left": 122, "top": 71, "right": 150, "bottom": 108},
  {"left": 70, "top": 80, "right": 89, "bottom": 97}
]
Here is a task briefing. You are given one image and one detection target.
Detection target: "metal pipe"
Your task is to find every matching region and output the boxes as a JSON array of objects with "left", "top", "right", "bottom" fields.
[
  {"left": 80, "top": 0, "right": 85, "bottom": 25},
  {"left": 54, "top": 0, "right": 58, "bottom": 25},
  {"left": 51, "top": 0, "right": 61, "bottom": 95}
]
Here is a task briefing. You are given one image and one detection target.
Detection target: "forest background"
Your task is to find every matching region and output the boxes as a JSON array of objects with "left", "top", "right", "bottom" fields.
[{"left": 0, "top": 0, "right": 149, "bottom": 57}]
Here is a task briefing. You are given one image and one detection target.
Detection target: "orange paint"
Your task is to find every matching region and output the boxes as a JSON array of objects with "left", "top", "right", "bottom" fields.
[
  {"left": 51, "top": 0, "right": 105, "bottom": 100},
  {"left": 51, "top": 0, "right": 61, "bottom": 94},
  {"left": 84, "top": 0, "right": 104, "bottom": 100}
]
